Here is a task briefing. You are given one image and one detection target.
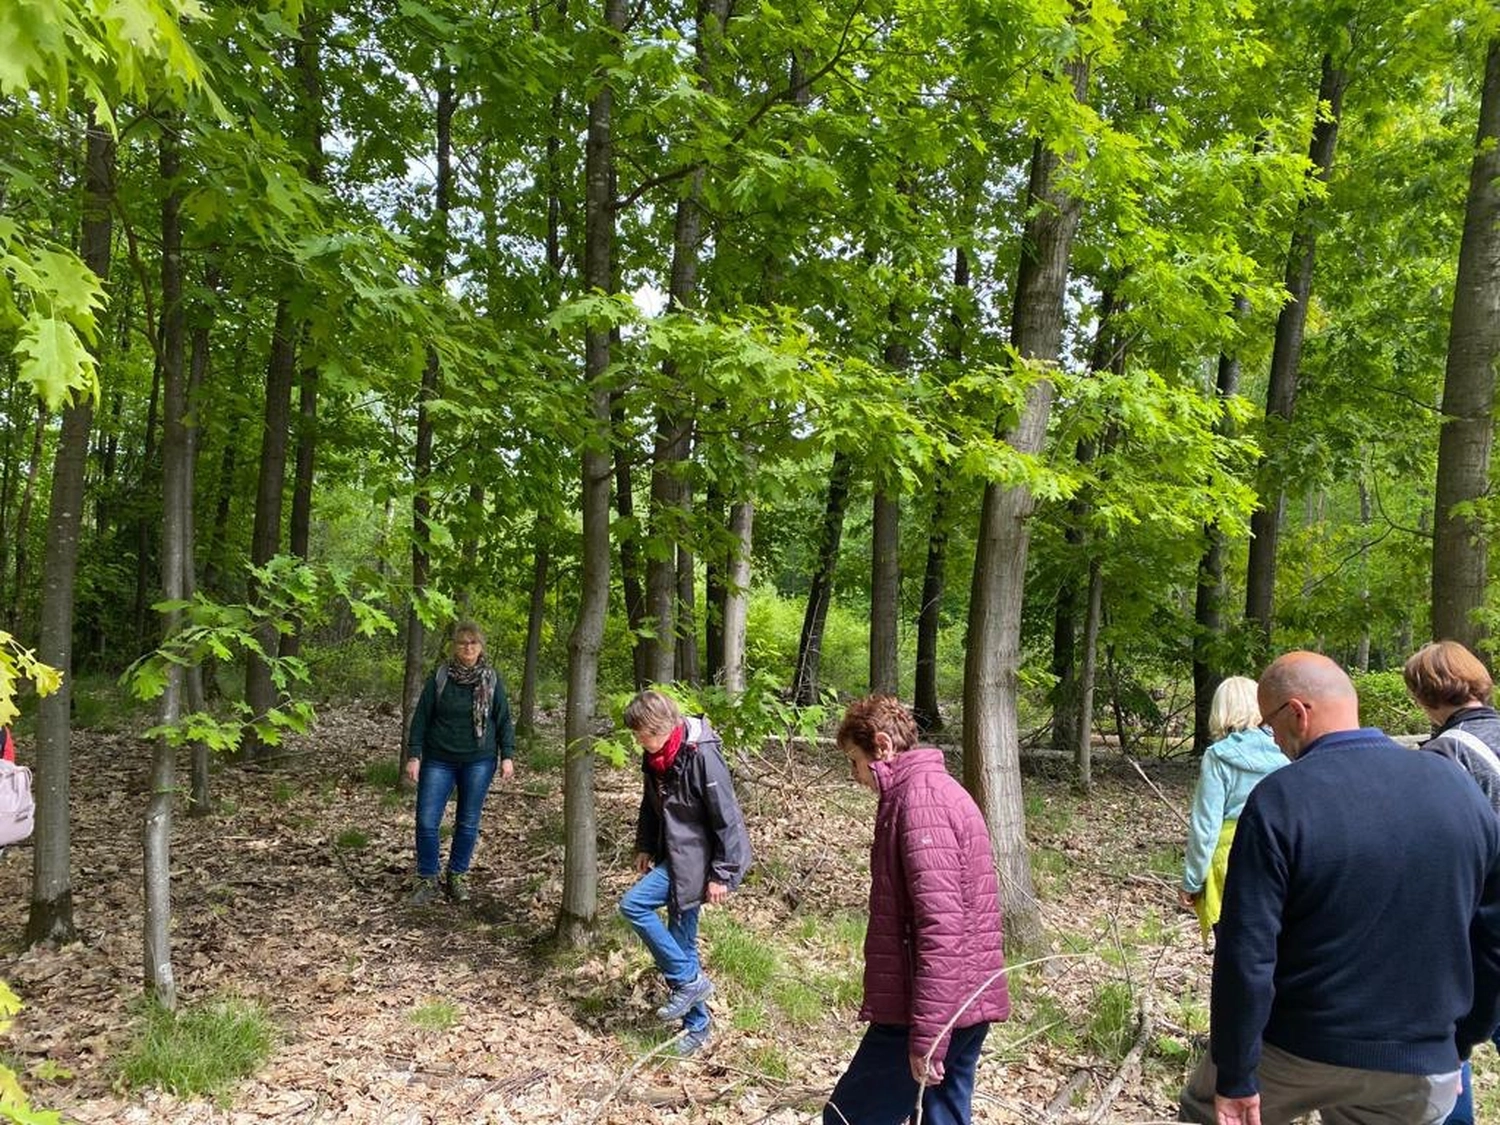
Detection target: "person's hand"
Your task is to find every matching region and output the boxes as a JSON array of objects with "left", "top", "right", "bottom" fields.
[
  {"left": 500, "top": 758, "right": 514, "bottom": 781},
  {"left": 908, "top": 1051, "right": 943, "bottom": 1085},
  {"left": 1178, "top": 888, "right": 1199, "bottom": 911},
  {"left": 1214, "top": 1093, "right": 1261, "bottom": 1125},
  {"left": 634, "top": 852, "right": 652, "bottom": 875},
  {"left": 706, "top": 881, "right": 728, "bottom": 905},
  {"left": 405, "top": 757, "right": 420, "bottom": 784}
]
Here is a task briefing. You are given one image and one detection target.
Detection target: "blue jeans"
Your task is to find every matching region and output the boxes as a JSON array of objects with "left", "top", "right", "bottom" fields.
[
  {"left": 619, "top": 864, "right": 709, "bottom": 1032},
  {"left": 414, "top": 756, "right": 497, "bottom": 877},
  {"left": 824, "top": 1021, "right": 989, "bottom": 1125}
]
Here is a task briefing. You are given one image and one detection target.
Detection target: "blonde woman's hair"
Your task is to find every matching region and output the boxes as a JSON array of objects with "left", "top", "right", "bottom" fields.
[
  {"left": 622, "top": 689, "right": 683, "bottom": 735},
  {"left": 1209, "top": 676, "right": 1263, "bottom": 740}
]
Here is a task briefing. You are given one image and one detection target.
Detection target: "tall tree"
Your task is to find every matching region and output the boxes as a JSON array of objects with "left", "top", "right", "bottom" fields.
[
  {"left": 1244, "top": 53, "right": 1348, "bottom": 647},
  {"left": 557, "top": 0, "right": 627, "bottom": 947},
  {"left": 963, "top": 57, "right": 1089, "bottom": 952},
  {"left": 1431, "top": 38, "right": 1500, "bottom": 650},
  {"left": 28, "top": 117, "right": 114, "bottom": 946},
  {"left": 791, "top": 451, "right": 853, "bottom": 705}
]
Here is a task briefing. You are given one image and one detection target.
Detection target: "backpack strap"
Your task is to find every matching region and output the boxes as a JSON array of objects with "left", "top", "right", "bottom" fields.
[
  {"left": 1443, "top": 727, "right": 1500, "bottom": 776},
  {"left": 435, "top": 664, "right": 448, "bottom": 700}
]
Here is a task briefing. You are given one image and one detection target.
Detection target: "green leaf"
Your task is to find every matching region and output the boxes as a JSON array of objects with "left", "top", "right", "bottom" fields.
[{"left": 14, "top": 314, "right": 98, "bottom": 409}]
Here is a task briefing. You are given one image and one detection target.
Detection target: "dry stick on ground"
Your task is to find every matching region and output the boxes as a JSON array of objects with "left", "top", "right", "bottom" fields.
[
  {"left": 1125, "top": 755, "right": 1191, "bottom": 830},
  {"left": 1045, "top": 1069, "right": 1093, "bottom": 1119},
  {"left": 1083, "top": 990, "right": 1155, "bottom": 1124},
  {"left": 586, "top": 1030, "right": 690, "bottom": 1124}
]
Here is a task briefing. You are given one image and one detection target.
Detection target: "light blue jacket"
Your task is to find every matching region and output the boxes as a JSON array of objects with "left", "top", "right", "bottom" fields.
[{"left": 1182, "top": 727, "right": 1287, "bottom": 893}]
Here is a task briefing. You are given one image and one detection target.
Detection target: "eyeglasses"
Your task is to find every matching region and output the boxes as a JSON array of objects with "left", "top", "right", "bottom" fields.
[{"left": 1263, "top": 698, "right": 1300, "bottom": 725}]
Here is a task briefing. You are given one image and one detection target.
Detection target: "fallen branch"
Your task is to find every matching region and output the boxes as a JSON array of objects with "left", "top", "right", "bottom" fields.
[
  {"left": 1045, "top": 1069, "right": 1092, "bottom": 1119},
  {"left": 587, "top": 1031, "right": 688, "bottom": 1124},
  {"left": 1084, "top": 991, "right": 1155, "bottom": 1124},
  {"left": 1125, "top": 756, "right": 1190, "bottom": 830}
]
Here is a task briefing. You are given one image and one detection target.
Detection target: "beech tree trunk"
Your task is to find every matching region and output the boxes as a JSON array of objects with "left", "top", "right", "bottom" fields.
[
  {"left": 9, "top": 401, "right": 45, "bottom": 631},
  {"left": 1432, "top": 38, "right": 1500, "bottom": 650},
  {"left": 519, "top": 527, "right": 549, "bottom": 737},
  {"left": 1244, "top": 54, "right": 1347, "bottom": 648},
  {"left": 558, "top": 0, "right": 627, "bottom": 947},
  {"left": 28, "top": 116, "right": 113, "bottom": 946},
  {"left": 963, "top": 59, "right": 1088, "bottom": 954},
  {"left": 870, "top": 491, "right": 899, "bottom": 694},
  {"left": 721, "top": 500, "right": 753, "bottom": 694}
]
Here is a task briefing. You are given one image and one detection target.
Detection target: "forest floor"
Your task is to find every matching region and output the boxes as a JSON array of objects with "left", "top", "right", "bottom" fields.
[{"left": 0, "top": 701, "right": 1483, "bottom": 1124}]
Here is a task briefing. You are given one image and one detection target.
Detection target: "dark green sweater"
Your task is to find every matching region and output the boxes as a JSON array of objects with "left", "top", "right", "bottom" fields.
[{"left": 408, "top": 670, "right": 514, "bottom": 764}]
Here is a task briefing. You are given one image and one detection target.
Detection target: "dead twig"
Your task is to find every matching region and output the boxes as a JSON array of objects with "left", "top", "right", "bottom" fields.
[
  {"left": 1125, "top": 755, "right": 1191, "bottom": 830},
  {"left": 1045, "top": 1069, "right": 1092, "bottom": 1119},
  {"left": 587, "top": 1031, "right": 689, "bottom": 1124}
]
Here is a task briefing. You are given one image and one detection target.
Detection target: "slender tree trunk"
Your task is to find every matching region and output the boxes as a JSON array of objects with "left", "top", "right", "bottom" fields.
[
  {"left": 558, "top": 0, "right": 627, "bottom": 948},
  {"left": 645, "top": 411, "right": 689, "bottom": 684},
  {"left": 1193, "top": 294, "right": 1248, "bottom": 752},
  {"left": 28, "top": 116, "right": 113, "bottom": 946},
  {"left": 870, "top": 491, "right": 899, "bottom": 694},
  {"left": 145, "top": 124, "right": 189, "bottom": 1008},
  {"left": 9, "top": 400, "right": 46, "bottom": 631},
  {"left": 613, "top": 402, "right": 648, "bottom": 691},
  {"left": 721, "top": 500, "right": 753, "bottom": 694},
  {"left": 675, "top": 534, "right": 700, "bottom": 683},
  {"left": 963, "top": 59, "right": 1088, "bottom": 954},
  {"left": 401, "top": 64, "right": 453, "bottom": 769},
  {"left": 703, "top": 483, "right": 726, "bottom": 683},
  {"left": 519, "top": 525, "right": 550, "bottom": 737},
  {"left": 1432, "top": 38, "right": 1500, "bottom": 650},
  {"left": 186, "top": 264, "right": 217, "bottom": 813},
  {"left": 792, "top": 451, "right": 853, "bottom": 705},
  {"left": 1244, "top": 54, "right": 1347, "bottom": 649},
  {"left": 1074, "top": 558, "right": 1103, "bottom": 792}
]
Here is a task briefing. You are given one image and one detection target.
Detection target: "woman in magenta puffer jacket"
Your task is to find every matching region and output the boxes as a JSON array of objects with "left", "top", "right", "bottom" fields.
[{"left": 824, "top": 695, "right": 1009, "bottom": 1125}]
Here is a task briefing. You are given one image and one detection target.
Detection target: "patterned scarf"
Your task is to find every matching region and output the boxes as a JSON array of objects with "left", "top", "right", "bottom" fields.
[
  {"left": 446, "top": 654, "right": 493, "bottom": 742},
  {"left": 645, "top": 723, "right": 685, "bottom": 776}
]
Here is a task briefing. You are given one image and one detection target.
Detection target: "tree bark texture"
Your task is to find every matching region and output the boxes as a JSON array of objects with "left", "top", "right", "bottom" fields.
[
  {"left": 559, "top": 0, "right": 627, "bottom": 948},
  {"left": 29, "top": 117, "right": 113, "bottom": 946},
  {"left": 792, "top": 450, "right": 853, "bottom": 706},
  {"left": 870, "top": 490, "right": 900, "bottom": 694},
  {"left": 519, "top": 530, "right": 550, "bottom": 736},
  {"left": 721, "top": 500, "right": 753, "bottom": 694},
  {"left": 962, "top": 58, "right": 1088, "bottom": 954},
  {"left": 1432, "top": 38, "right": 1500, "bottom": 650},
  {"left": 1244, "top": 54, "right": 1346, "bottom": 647}
]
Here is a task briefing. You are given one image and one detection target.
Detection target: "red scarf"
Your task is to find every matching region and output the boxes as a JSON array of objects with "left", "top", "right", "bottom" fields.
[{"left": 646, "top": 724, "right": 685, "bottom": 775}]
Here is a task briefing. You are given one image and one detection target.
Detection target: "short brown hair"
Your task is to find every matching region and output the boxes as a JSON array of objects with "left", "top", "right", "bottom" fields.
[
  {"left": 1404, "top": 641, "right": 1494, "bottom": 709},
  {"left": 623, "top": 689, "right": 682, "bottom": 735},
  {"left": 836, "top": 695, "right": 920, "bottom": 758}
]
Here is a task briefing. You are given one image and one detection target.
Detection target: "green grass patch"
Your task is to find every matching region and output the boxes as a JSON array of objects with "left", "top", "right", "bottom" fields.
[
  {"left": 745, "top": 1043, "right": 790, "bottom": 1081},
  {"left": 364, "top": 759, "right": 401, "bottom": 788},
  {"left": 1085, "top": 981, "right": 1137, "bottom": 1062},
  {"left": 118, "top": 997, "right": 273, "bottom": 1097},
  {"left": 1146, "top": 846, "right": 1182, "bottom": 879},
  {"left": 705, "top": 919, "right": 779, "bottom": 992},
  {"left": 335, "top": 827, "right": 369, "bottom": 850},
  {"left": 769, "top": 977, "right": 822, "bottom": 1026},
  {"left": 408, "top": 1000, "right": 460, "bottom": 1031},
  {"left": 521, "top": 737, "right": 565, "bottom": 774},
  {"left": 730, "top": 1000, "right": 768, "bottom": 1032}
]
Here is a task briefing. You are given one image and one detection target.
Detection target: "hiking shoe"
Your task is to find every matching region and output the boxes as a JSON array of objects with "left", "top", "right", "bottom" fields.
[
  {"left": 674, "top": 1021, "right": 712, "bottom": 1057},
  {"left": 409, "top": 875, "right": 442, "bottom": 906},
  {"left": 446, "top": 871, "right": 470, "bottom": 902},
  {"left": 657, "top": 974, "right": 714, "bottom": 1022}
]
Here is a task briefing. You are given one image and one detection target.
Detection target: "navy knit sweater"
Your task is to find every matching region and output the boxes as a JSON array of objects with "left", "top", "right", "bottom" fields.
[{"left": 1211, "top": 728, "right": 1500, "bottom": 1098}]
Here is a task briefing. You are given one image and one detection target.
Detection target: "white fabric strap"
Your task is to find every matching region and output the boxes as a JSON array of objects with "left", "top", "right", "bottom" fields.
[{"left": 1444, "top": 726, "right": 1500, "bottom": 775}]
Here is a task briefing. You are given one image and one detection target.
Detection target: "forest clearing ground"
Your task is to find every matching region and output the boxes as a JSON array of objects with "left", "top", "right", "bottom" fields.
[{"left": 0, "top": 703, "right": 1481, "bottom": 1123}]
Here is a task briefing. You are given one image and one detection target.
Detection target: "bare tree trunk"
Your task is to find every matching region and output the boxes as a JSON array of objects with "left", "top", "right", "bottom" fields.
[
  {"left": 703, "top": 483, "right": 726, "bottom": 683},
  {"left": 9, "top": 400, "right": 46, "bottom": 631},
  {"left": 518, "top": 526, "right": 550, "bottom": 737},
  {"left": 613, "top": 396, "right": 648, "bottom": 690},
  {"left": 144, "top": 124, "right": 189, "bottom": 1008},
  {"left": 186, "top": 264, "right": 217, "bottom": 814},
  {"left": 1432, "top": 38, "right": 1500, "bottom": 650},
  {"left": 1244, "top": 54, "right": 1346, "bottom": 649},
  {"left": 870, "top": 491, "right": 899, "bottom": 694},
  {"left": 401, "top": 64, "right": 453, "bottom": 770},
  {"left": 1074, "top": 557, "right": 1103, "bottom": 793},
  {"left": 558, "top": 0, "right": 627, "bottom": 948},
  {"left": 243, "top": 298, "right": 296, "bottom": 757},
  {"left": 28, "top": 116, "right": 113, "bottom": 946},
  {"left": 675, "top": 533, "right": 700, "bottom": 684},
  {"left": 1193, "top": 294, "right": 1248, "bottom": 752},
  {"left": 721, "top": 500, "right": 753, "bottom": 694},
  {"left": 792, "top": 451, "right": 853, "bottom": 705},
  {"left": 963, "top": 59, "right": 1088, "bottom": 954}
]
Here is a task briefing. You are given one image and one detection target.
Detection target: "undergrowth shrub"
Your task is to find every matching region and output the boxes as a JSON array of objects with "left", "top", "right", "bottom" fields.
[
  {"left": 1352, "top": 670, "right": 1426, "bottom": 736},
  {"left": 118, "top": 997, "right": 273, "bottom": 1097}
]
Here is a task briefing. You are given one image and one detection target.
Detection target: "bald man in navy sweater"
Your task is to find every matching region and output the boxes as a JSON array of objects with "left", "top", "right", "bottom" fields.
[{"left": 1180, "top": 651, "right": 1500, "bottom": 1125}]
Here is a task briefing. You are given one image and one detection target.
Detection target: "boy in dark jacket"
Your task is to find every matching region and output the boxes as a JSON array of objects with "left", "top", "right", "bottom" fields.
[{"left": 619, "top": 690, "right": 752, "bottom": 1056}]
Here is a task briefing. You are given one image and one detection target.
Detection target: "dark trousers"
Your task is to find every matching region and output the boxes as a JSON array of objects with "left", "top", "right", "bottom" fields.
[{"left": 824, "top": 1021, "right": 989, "bottom": 1125}]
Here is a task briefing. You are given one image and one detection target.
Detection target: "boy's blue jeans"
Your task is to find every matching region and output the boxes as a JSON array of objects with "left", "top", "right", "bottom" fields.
[
  {"left": 415, "top": 756, "right": 497, "bottom": 877},
  {"left": 824, "top": 1021, "right": 989, "bottom": 1125},
  {"left": 619, "top": 864, "right": 710, "bottom": 1032}
]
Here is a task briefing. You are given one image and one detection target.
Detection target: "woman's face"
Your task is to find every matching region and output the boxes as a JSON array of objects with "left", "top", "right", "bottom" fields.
[
  {"left": 453, "top": 633, "right": 483, "bottom": 668},
  {"left": 841, "top": 740, "right": 879, "bottom": 793},
  {"left": 631, "top": 725, "right": 672, "bottom": 754}
]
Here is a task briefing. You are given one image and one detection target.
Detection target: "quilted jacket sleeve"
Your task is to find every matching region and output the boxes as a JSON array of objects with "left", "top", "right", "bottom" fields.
[{"left": 901, "top": 796, "right": 967, "bottom": 1064}]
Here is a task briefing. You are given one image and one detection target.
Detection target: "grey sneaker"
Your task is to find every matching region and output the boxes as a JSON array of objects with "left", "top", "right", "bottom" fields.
[
  {"left": 657, "top": 974, "right": 714, "bottom": 1022},
  {"left": 409, "top": 875, "right": 442, "bottom": 906},
  {"left": 446, "top": 871, "right": 470, "bottom": 902},
  {"left": 674, "top": 1021, "right": 712, "bottom": 1057}
]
